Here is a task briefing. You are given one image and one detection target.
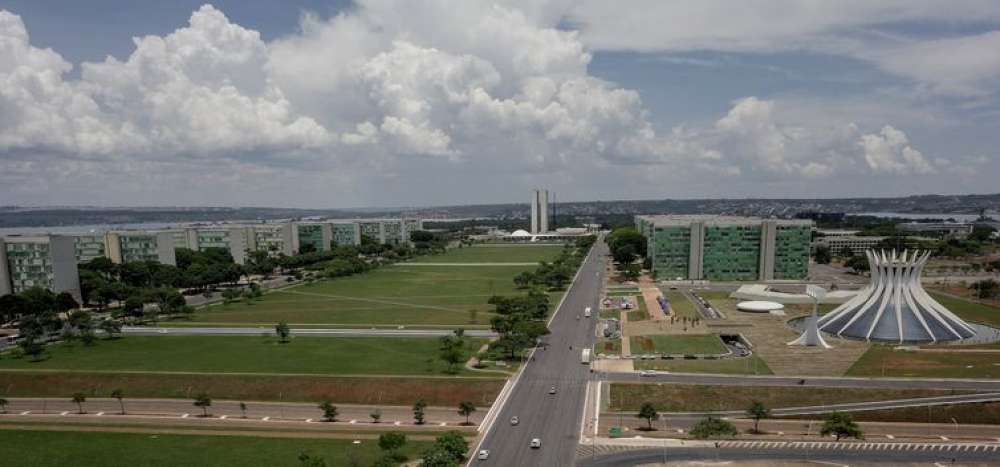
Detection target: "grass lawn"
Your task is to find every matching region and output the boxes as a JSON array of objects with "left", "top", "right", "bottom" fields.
[
  {"left": 0, "top": 371, "right": 503, "bottom": 406},
  {"left": 929, "top": 292, "right": 1000, "bottom": 327},
  {"left": 779, "top": 402, "right": 1000, "bottom": 425},
  {"left": 846, "top": 345, "right": 1000, "bottom": 379},
  {"left": 663, "top": 290, "right": 698, "bottom": 319},
  {"left": 594, "top": 338, "right": 622, "bottom": 356},
  {"left": 629, "top": 334, "right": 727, "bottom": 355},
  {"left": 0, "top": 429, "right": 433, "bottom": 467},
  {"left": 608, "top": 383, "right": 965, "bottom": 412},
  {"left": 192, "top": 264, "right": 549, "bottom": 326},
  {"left": 0, "top": 336, "right": 485, "bottom": 377},
  {"left": 627, "top": 296, "right": 649, "bottom": 321},
  {"left": 599, "top": 308, "right": 620, "bottom": 320},
  {"left": 634, "top": 356, "right": 772, "bottom": 375},
  {"left": 408, "top": 244, "right": 565, "bottom": 263}
]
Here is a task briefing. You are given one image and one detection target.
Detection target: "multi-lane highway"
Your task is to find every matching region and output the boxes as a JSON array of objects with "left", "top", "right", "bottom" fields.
[{"left": 472, "top": 239, "right": 607, "bottom": 466}]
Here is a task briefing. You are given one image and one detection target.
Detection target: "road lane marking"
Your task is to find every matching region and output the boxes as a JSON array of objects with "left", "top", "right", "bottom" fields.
[
  {"left": 262, "top": 416, "right": 270, "bottom": 421},
  {"left": 306, "top": 418, "right": 313, "bottom": 423},
  {"left": 439, "top": 422, "right": 447, "bottom": 426},
  {"left": 394, "top": 421, "right": 401, "bottom": 426},
  {"left": 181, "top": 413, "right": 189, "bottom": 418},
  {"left": 96, "top": 412, "right": 104, "bottom": 416},
  {"left": 220, "top": 415, "right": 227, "bottom": 420},
  {"left": 939, "top": 436, "right": 949, "bottom": 441},
  {"left": 20, "top": 411, "right": 30, "bottom": 415},
  {"left": 349, "top": 420, "right": 357, "bottom": 424},
  {"left": 60, "top": 411, "right": 69, "bottom": 416},
  {"left": 885, "top": 434, "right": 894, "bottom": 439}
]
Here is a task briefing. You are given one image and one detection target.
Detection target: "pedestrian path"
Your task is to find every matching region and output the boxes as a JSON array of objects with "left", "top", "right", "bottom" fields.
[{"left": 716, "top": 440, "right": 1000, "bottom": 452}]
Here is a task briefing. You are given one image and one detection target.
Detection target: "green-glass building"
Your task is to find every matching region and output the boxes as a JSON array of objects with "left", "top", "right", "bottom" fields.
[{"left": 636, "top": 215, "right": 812, "bottom": 281}]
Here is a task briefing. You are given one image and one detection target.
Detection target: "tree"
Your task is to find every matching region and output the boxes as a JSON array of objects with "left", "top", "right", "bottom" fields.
[
  {"left": 111, "top": 388, "right": 125, "bottom": 415},
  {"left": 0, "top": 397, "right": 8, "bottom": 413},
  {"left": 19, "top": 338, "right": 45, "bottom": 361},
  {"left": 318, "top": 400, "right": 338, "bottom": 422},
  {"left": 100, "top": 319, "right": 122, "bottom": 339},
  {"left": 457, "top": 401, "right": 476, "bottom": 426},
  {"left": 367, "top": 407, "right": 382, "bottom": 423},
  {"left": 439, "top": 329, "right": 467, "bottom": 374},
  {"left": 689, "top": 416, "right": 738, "bottom": 439},
  {"left": 636, "top": 402, "right": 659, "bottom": 431},
  {"left": 413, "top": 399, "right": 427, "bottom": 425},
  {"left": 221, "top": 288, "right": 242, "bottom": 305},
  {"left": 971, "top": 279, "right": 999, "bottom": 300},
  {"left": 845, "top": 255, "right": 869, "bottom": 273},
  {"left": 378, "top": 431, "right": 407, "bottom": 461},
  {"left": 240, "top": 402, "right": 248, "bottom": 418},
  {"left": 193, "top": 393, "right": 212, "bottom": 417},
  {"left": 612, "top": 244, "right": 638, "bottom": 269},
  {"left": 814, "top": 245, "right": 832, "bottom": 265},
  {"left": 432, "top": 431, "right": 468, "bottom": 463},
  {"left": 746, "top": 400, "right": 770, "bottom": 434},
  {"left": 820, "top": 412, "right": 863, "bottom": 441},
  {"left": 421, "top": 445, "right": 458, "bottom": 467},
  {"left": 297, "top": 452, "right": 328, "bottom": 467},
  {"left": 275, "top": 322, "right": 291, "bottom": 343},
  {"left": 55, "top": 292, "right": 80, "bottom": 313},
  {"left": 71, "top": 392, "right": 87, "bottom": 414}
]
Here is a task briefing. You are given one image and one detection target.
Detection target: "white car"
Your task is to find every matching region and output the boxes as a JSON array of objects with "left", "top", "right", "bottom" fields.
[
  {"left": 530, "top": 438, "right": 541, "bottom": 449},
  {"left": 477, "top": 450, "right": 490, "bottom": 460},
  {"left": 510, "top": 416, "right": 519, "bottom": 425},
  {"left": 548, "top": 386, "right": 557, "bottom": 395},
  {"left": 639, "top": 370, "right": 656, "bottom": 377}
]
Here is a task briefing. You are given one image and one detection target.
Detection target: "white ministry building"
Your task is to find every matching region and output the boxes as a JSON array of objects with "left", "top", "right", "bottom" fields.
[
  {"left": 817, "top": 250, "right": 976, "bottom": 343},
  {"left": 530, "top": 189, "right": 549, "bottom": 234}
]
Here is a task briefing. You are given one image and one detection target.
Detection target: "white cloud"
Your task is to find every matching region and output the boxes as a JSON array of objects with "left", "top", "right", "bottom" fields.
[{"left": 860, "top": 125, "right": 935, "bottom": 174}]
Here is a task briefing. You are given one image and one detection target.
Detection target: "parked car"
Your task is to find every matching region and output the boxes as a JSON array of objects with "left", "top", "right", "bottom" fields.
[
  {"left": 530, "top": 438, "right": 541, "bottom": 449},
  {"left": 477, "top": 449, "right": 490, "bottom": 460}
]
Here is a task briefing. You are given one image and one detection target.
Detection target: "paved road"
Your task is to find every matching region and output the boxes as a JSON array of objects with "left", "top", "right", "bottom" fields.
[
  {"left": 473, "top": 239, "right": 607, "bottom": 466},
  {"left": 1, "top": 397, "right": 482, "bottom": 427},
  {"left": 578, "top": 444, "right": 1000, "bottom": 466},
  {"left": 121, "top": 326, "right": 498, "bottom": 338},
  {"left": 602, "top": 371, "right": 1000, "bottom": 391}
]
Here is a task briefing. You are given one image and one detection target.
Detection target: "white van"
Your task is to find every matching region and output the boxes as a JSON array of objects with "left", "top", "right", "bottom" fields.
[{"left": 584, "top": 307, "right": 592, "bottom": 318}]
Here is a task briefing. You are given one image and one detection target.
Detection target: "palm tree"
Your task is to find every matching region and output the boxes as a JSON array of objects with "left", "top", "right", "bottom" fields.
[
  {"left": 0, "top": 397, "right": 8, "bottom": 414},
  {"left": 318, "top": 400, "right": 338, "bottom": 422},
  {"left": 239, "top": 402, "right": 248, "bottom": 418},
  {"left": 193, "top": 393, "right": 212, "bottom": 417},
  {"left": 111, "top": 389, "right": 125, "bottom": 415},
  {"left": 71, "top": 393, "right": 87, "bottom": 414},
  {"left": 370, "top": 408, "right": 382, "bottom": 423}
]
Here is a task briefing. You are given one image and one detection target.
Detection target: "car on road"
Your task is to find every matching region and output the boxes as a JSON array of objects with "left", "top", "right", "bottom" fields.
[
  {"left": 548, "top": 386, "right": 557, "bottom": 394},
  {"left": 477, "top": 449, "right": 490, "bottom": 460},
  {"left": 510, "top": 416, "right": 519, "bottom": 425},
  {"left": 639, "top": 370, "right": 656, "bottom": 377},
  {"left": 530, "top": 438, "right": 541, "bottom": 449}
]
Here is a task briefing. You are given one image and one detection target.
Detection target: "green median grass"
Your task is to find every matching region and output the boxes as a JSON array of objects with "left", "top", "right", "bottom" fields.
[
  {"left": 0, "top": 336, "right": 485, "bottom": 377},
  {"left": 629, "top": 334, "right": 727, "bottom": 355},
  {"left": 627, "top": 296, "right": 649, "bottom": 321},
  {"left": 0, "top": 429, "right": 433, "bottom": 467},
  {"left": 408, "top": 244, "right": 565, "bottom": 263},
  {"left": 594, "top": 338, "right": 622, "bottom": 356},
  {"left": 633, "top": 356, "right": 773, "bottom": 375},
  {"left": 608, "top": 383, "right": 964, "bottom": 412}
]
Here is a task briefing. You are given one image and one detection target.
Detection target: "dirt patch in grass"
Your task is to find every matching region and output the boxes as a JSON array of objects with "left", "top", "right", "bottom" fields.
[
  {"left": 628, "top": 334, "right": 727, "bottom": 355},
  {"left": 608, "top": 383, "right": 969, "bottom": 412},
  {"left": 846, "top": 345, "right": 1000, "bottom": 379},
  {"left": 594, "top": 339, "right": 622, "bottom": 355},
  {"left": 627, "top": 296, "right": 650, "bottom": 321},
  {"left": 0, "top": 371, "right": 503, "bottom": 407}
]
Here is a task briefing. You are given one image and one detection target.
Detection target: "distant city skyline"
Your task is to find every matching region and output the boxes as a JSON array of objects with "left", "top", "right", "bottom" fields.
[{"left": 2, "top": 1, "right": 999, "bottom": 208}]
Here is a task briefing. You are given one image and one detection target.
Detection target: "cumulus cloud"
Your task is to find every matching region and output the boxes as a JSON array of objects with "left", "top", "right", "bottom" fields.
[{"left": 0, "top": 1, "right": 958, "bottom": 207}]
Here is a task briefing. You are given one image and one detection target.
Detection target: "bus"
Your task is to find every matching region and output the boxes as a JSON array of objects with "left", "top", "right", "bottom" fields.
[{"left": 581, "top": 348, "right": 591, "bottom": 364}]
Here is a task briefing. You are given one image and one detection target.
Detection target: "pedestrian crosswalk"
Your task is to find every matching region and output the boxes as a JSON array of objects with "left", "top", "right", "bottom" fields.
[{"left": 717, "top": 440, "right": 1000, "bottom": 452}]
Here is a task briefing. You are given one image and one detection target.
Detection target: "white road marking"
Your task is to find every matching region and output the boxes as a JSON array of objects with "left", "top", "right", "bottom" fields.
[
  {"left": 939, "top": 436, "right": 949, "bottom": 441},
  {"left": 349, "top": 420, "right": 357, "bottom": 424},
  {"left": 394, "top": 421, "right": 401, "bottom": 426},
  {"left": 19, "top": 411, "right": 30, "bottom": 415},
  {"left": 439, "top": 422, "right": 447, "bottom": 426},
  {"left": 60, "top": 411, "right": 69, "bottom": 416},
  {"left": 306, "top": 418, "right": 313, "bottom": 423},
  {"left": 181, "top": 413, "right": 190, "bottom": 418},
  {"left": 262, "top": 416, "right": 270, "bottom": 421},
  {"left": 885, "top": 434, "right": 895, "bottom": 439},
  {"left": 96, "top": 412, "right": 104, "bottom": 416},
  {"left": 219, "top": 415, "right": 227, "bottom": 420}
]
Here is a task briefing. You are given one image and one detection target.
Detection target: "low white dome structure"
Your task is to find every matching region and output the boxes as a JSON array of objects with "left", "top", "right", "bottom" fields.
[
  {"left": 510, "top": 229, "right": 532, "bottom": 237},
  {"left": 737, "top": 301, "right": 785, "bottom": 313}
]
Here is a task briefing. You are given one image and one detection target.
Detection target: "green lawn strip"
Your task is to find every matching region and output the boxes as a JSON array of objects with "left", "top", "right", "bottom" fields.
[
  {"left": 599, "top": 308, "right": 620, "bottom": 320},
  {"left": 192, "top": 263, "right": 543, "bottom": 326},
  {"left": 627, "top": 296, "right": 649, "bottom": 321},
  {"left": 607, "top": 383, "right": 970, "bottom": 412},
  {"left": 0, "top": 429, "right": 433, "bottom": 467},
  {"left": 408, "top": 245, "right": 565, "bottom": 263},
  {"left": 628, "top": 334, "right": 727, "bottom": 355},
  {"left": 0, "top": 371, "right": 502, "bottom": 406},
  {"left": 929, "top": 292, "right": 1000, "bottom": 327},
  {"left": 774, "top": 402, "right": 1000, "bottom": 425},
  {"left": 633, "top": 356, "right": 772, "bottom": 375},
  {"left": 157, "top": 321, "right": 491, "bottom": 329},
  {"left": 662, "top": 290, "right": 698, "bottom": 319},
  {"left": 606, "top": 290, "right": 640, "bottom": 297},
  {"left": 594, "top": 338, "right": 622, "bottom": 356},
  {"left": 0, "top": 336, "right": 485, "bottom": 377},
  {"left": 846, "top": 345, "right": 1000, "bottom": 379}
]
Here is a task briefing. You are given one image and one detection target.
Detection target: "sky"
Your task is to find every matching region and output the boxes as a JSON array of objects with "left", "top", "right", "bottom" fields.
[{"left": 1, "top": 0, "right": 999, "bottom": 208}]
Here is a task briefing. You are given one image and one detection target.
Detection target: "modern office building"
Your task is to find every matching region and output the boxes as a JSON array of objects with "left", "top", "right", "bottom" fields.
[
  {"left": 247, "top": 224, "right": 295, "bottom": 256},
  {"left": 0, "top": 235, "right": 81, "bottom": 301},
  {"left": 636, "top": 215, "right": 812, "bottom": 281},
  {"left": 897, "top": 222, "right": 974, "bottom": 239},
  {"left": 293, "top": 223, "right": 331, "bottom": 253},
  {"left": 72, "top": 234, "right": 107, "bottom": 263},
  {"left": 105, "top": 231, "right": 177, "bottom": 266},
  {"left": 814, "top": 235, "right": 887, "bottom": 256},
  {"left": 330, "top": 221, "right": 362, "bottom": 247},
  {"left": 530, "top": 189, "right": 549, "bottom": 234}
]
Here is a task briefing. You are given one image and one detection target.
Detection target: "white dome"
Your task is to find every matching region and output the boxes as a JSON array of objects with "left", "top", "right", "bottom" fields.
[
  {"left": 737, "top": 301, "right": 785, "bottom": 313},
  {"left": 511, "top": 229, "right": 532, "bottom": 237}
]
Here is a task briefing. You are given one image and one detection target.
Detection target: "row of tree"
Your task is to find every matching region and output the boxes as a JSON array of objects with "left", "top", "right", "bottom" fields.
[
  {"left": 635, "top": 400, "right": 863, "bottom": 440},
  {"left": 607, "top": 227, "right": 646, "bottom": 279}
]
